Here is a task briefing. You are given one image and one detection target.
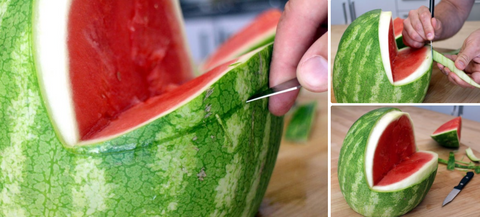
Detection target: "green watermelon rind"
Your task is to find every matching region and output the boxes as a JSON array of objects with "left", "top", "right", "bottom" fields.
[
  {"left": 431, "top": 129, "right": 460, "bottom": 148},
  {"left": 338, "top": 108, "right": 437, "bottom": 217},
  {"left": 0, "top": 1, "right": 283, "bottom": 215},
  {"left": 333, "top": 10, "right": 432, "bottom": 103},
  {"left": 396, "top": 35, "right": 406, "bottom": 49}
]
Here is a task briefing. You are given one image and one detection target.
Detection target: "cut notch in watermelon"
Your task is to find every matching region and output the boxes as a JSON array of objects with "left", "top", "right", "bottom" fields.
[
  {"left": 379, "top": 12, "right": 432, "bottom": 86},
  {"left": 33, "top": 0, "right": 263, "bottom": 147},
  {"left": 365, "top": 110, "right": 438, "bottom": 191}
]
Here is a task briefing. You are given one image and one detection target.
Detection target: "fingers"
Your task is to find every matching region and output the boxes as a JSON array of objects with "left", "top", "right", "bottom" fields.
[
  {"left": 269, "top": 0, "right": 328, "bottom": 116},
  {"left": 297, "top": 33, "right": 328, "bottom": 92},
  {"left": 402, "top": 6, "right": 436, "bottom": 48},
  {"left": 455, "top": 30, "right": 480, "bottom": 71}
]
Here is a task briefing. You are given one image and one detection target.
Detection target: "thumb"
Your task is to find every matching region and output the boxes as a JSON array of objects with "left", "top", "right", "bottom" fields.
[
  {"left": 456, "top": 46, "right": 477, "bottom": 71},
  {"left": 456, "top": 31, "right": 480, "bottom": 70},
  {"left": 297, "top": 33, "right": 328, "bottom": 92}
]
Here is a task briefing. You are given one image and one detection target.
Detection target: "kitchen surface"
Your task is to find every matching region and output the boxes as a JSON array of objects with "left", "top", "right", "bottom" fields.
[
  {"left": 258, "top": 91, "right": 328, "bottom": 216},
  {"left": 331, "top": 106, "right": 480, "bottom": 216},
  {"left": 331, "top": 21, "right": 480, "bottom": 103}
]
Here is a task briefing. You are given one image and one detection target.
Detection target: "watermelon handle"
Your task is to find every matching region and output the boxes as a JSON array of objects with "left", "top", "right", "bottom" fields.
[{"left": 454, "top": 172, "right": 474, "bottom": 190}]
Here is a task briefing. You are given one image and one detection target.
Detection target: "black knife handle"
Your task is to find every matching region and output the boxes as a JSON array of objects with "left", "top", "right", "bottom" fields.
[{"left": 454, "top": 172, "right": 474, "bottom": 190}]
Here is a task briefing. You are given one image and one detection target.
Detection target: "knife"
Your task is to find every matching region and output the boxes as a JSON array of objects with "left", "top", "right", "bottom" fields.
[
  {"left": 429, "top": 0, "right": 435, "bottom": 54},
  {"left": 246, "top": 78, "right": 301, "bottom": 103},
  {"left": 442, "top": 171, "right": 474, "bottom": 207}
]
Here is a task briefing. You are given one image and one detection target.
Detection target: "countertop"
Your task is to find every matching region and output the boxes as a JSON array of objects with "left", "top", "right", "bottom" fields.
[
  {"left": 332, "top": 106, "right": 480, "bottom": 216},
  {"left": 257, "top": 91, "right": 328, "bottom": 217},
  {"left": 330, "top": 21, "right": 480, "bottom": 103}
]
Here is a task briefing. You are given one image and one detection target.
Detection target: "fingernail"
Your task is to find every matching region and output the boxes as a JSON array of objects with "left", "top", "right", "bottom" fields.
[
  {"left": 427, "top": 33, "right": 433, "bottom": 40},
  {"left": 298, "top": 55, "right": 328, "bottom": 92}
]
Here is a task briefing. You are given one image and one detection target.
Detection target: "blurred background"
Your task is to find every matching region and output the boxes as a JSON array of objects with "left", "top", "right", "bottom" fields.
[
  {"left": 180, "top": 0, "right": 288, "bottom": 63},
  {"left": 331, "top": 0, "right": 480, "bottom": 25}
]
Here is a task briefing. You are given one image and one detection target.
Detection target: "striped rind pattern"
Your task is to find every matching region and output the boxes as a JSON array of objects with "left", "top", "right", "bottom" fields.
[
  {"left": 0, "top": 1, "right": 283, "bottom": 216},
  {"left": 333, "top": 10, "right": 432, "bottom": 103},
  {"left": 431, "top": 130, "right": 460, "bottom": 148},
  {"left": 338, "top": 108, "right": 437, "bottom": 217}
]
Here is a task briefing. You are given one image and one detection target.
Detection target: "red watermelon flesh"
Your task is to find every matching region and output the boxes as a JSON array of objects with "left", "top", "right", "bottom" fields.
[
  {"left": 386, "top": 18, "right": 429, "bottom": 83},
  {"left": 201, "top": 9, "right": 281, "bottom": 72},
  {"left": 68, "top": 0, "right": 195, "bottom": 141},
  {"left": 373, "top": 115, "right": 433, "bottom": 186},
  {"left": 433, "top": 117, "right": 462, "bottom": 139},
  {"left": 393, "top": 17, "right": 403, "bottom": 37}
]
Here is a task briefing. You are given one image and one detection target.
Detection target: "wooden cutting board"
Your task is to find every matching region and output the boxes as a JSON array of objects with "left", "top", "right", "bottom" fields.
[
  {"left": 257, "top": 91, "right": 328, "bottom": 217},
  {"left": 330, "top": 21, "right": 480, "bottom": 103},
  {"left": 332, "top": 106, "right": 480, "bottom": 216}
]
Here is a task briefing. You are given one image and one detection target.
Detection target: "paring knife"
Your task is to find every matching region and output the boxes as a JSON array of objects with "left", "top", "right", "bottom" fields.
[
  {"left": 429, "top": 0, "right": 435, "bottom": 53},
  {"left": 246, "top": 78, "right": 301, "bottom": 103},
  {"left": 442, "top": 171, "right": 474, "bottom": 207}
]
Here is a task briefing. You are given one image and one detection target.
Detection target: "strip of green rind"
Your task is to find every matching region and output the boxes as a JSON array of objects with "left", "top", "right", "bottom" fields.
[
  {"left": 285, "top": 101, "right": 317, "bottom": 143},
  {"left": 333, "top": 10, "right": 432, "bottom": 103},
  {"left": 433, "top": 50, "right": 480, "bottom": 88},
  {"left": 431, "top": 130, "right": 459, "bottom": 148},
  {"left": 466, "top": 148, "right": 480, "bottom": 162},
  {"left": 339, "top": 108, "right": 436, "bottom": 216}
]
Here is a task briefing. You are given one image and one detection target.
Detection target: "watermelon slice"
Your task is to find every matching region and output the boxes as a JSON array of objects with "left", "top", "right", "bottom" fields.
[
  {"left": 200, "top": 9, "right": 282, "bottom": 72},
  {"left": 1, "top": 0, "right": 284, "bottom": 215},
  {"left": 393, "top": 17, "right": 406, "bottom": 49},
  {"left": 431, "top": 117, "right": 462, "bottom": 148},
  {"left": 338, "top": 108, "right": 437, "bottom": 216},
  {"left": 333, "top": 10, "right": 432, "bottom": 103}
]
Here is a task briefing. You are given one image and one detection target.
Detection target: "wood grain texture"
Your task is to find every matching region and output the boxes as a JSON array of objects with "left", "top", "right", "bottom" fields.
[
  {"left": 257, "top": 91, "right": 328, "bottom": 217},
  {"left": 330, "top": 21, "right": 480, "bottom": 103},
  {"left": 332, "top": 106, "right": 480, "bottom": 216}
]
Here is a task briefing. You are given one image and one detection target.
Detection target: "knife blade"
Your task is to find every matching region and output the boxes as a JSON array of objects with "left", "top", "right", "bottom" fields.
[
  {"left": 442, "top": 171, "right": 474, "bottom": 207},
  {"left": 429, "top": 0, "right": 435, "bottom": 54},
  {"left": 246, "top": 78, "right": 301, "bottom": 103}
]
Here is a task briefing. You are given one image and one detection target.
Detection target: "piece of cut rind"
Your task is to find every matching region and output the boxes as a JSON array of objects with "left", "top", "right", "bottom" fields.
[
  {"left": 466, "top": 148, "right": 480, "bottom": 162},
  {"left": 433, "top": 50, "right": 480, "bottom": 88}
]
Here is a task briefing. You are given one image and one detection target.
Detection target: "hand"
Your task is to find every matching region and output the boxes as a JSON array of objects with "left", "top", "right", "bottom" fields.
[
  {"left": 402, "top": 6, "right": 442, "bottom": 48},
  {"left": 438, "top": 29, "right": 480, "bottom": 88},
  {"left": 269, "top": 0, "right": 328, "bottom": 116}
]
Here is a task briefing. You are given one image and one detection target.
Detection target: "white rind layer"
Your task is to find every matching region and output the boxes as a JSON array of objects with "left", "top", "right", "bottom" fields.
[
  {"left": 365, "top": 110, "right": 406, "bottom": 188},
  {"left": 393, "top": 46, "right": 432, "bottom": 86},
  {"left": 379, "top": 11, "right": 394, "bottom": 84},
  {"left": 372, "top": 151, "right": 437, "bottom": 192},
  {"left": 33, "top": 0, "right": 78, "bottom": 147},
  {"left": 365, "top": 110, "right": 438, "bottom": 192}
]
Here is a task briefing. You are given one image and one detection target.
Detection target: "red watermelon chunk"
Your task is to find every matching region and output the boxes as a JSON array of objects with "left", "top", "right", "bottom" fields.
[
  {"left": 431, "top": 117, "right": 462, "bottom": 148},
  {"left": 201, "top": 9, "right": 281, "bottom": 72}
]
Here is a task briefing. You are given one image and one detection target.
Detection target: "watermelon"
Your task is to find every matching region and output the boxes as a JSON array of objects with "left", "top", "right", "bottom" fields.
[
  {"left": 338, "top": 108, "right": 438, "bottom": 216},
  {"left": 200, "top": 9, "right": 282, "bottom": 72},
  {"left": 0, "top": 0, "right": 283, "bottom": 216},
  {"left": 333, "top": 10, "right": 433, "bottom": 103},
  {"left": 393, "top": 17, "right": 406, "bottom": 49},
  {"left": 431, "top": 117, "right": 462, "bottom": 148}
]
